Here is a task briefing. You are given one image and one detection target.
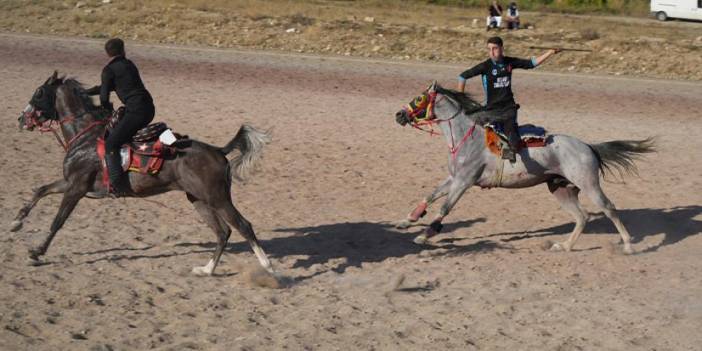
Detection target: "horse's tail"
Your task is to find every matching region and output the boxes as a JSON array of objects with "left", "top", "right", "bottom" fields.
[
  {"left": 588, "top": 137, "right": 656, "bottom": 179},
  {"left": 219, "top": 124, "right": 272, "bottom": 181}
]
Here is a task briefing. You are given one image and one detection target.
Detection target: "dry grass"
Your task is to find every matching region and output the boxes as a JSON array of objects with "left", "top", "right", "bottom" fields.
[{"left": 0, "top": 0, "right": 699, "bottom": 80}]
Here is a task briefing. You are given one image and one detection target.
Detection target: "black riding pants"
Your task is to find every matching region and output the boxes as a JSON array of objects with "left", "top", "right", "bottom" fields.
[
  {"left": 105, "top": 95, "right": 155, "bottom": 153},
  {"left": 471, "top": 105, "right": 520, "bottom": 148}
]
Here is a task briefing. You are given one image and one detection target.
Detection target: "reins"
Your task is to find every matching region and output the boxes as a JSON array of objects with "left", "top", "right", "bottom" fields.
[
  {"left": 408, "top": 92, "right": 477, "bottom": 162},
  {"left": 26, "top": 110, "right": 106, "bottom": 152}
]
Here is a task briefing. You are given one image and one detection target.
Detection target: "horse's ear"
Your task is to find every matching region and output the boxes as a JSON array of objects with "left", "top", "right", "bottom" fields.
[
  {"left": 429, "top": 80, "right": 438, "bottom": 92},
  {"left": 46, "top": 71, "right": 59, "bottom": 85}
]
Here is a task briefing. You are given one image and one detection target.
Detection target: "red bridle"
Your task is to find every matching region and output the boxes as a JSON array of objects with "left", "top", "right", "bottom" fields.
[
  {"left": 404, "top": 91, "right": 477, "bottom": 163},
  {"left": 23, "top": 108, "right": 106, "bottom": 152}
]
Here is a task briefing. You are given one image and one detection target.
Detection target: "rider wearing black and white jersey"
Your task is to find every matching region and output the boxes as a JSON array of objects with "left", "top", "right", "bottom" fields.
[{"left": 457, "top": 36, "right": 558, "bottom": 162}]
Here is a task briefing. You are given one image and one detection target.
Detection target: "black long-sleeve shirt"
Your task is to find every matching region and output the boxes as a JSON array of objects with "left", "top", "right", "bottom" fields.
[
  {"left": 458, "top": 56, "right": 536, "bottom": 110},
  {"left": 86, "top": 56, "right": 151, "bottom": 109}
]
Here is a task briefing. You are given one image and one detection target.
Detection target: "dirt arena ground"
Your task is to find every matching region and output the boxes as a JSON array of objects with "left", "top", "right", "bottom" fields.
[{"left": 1, "top": 33, "right": 701, "bottom": 350}]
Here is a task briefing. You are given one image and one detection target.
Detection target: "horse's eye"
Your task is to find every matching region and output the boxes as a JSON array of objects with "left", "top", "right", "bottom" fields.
[
  {"left": 415, "top": 96, "right": 426, "bottom": 105},
  {"left": 35, "top": 88, "right": 43, "bottom": 98}
]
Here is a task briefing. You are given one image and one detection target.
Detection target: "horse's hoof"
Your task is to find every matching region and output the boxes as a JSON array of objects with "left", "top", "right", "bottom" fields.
[
  {"left": 396, "top": 220, "right": 412, "bottom": 229},
  {"left": 549, "top": 242, "right": 565, "bottom": 252},
  {"left": 191, "top": 266, "right": 212, "bottom": 276},
  {"left": 27, "top": 257, "right": 45, "bottom": 266},
  {"left": 27, "top": 247, "right": 44, "bottom": 260},
  {"left": 10, "top": 220, "right": 23, "bottom": 232},
  {"left": 413, "top": 234, "right": 428, "bottom": 245},
  {"left": 622, "top": 245, "right": 634, "bottom": 255},
  {"left": 26, "top": 251, "right": 44, "bottom": 266}
]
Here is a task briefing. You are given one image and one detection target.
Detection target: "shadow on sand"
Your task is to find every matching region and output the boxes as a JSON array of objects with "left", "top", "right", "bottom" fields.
[
  {"left": 174, "top": 218, "right": 494, "bottom": 276},
  {"left": 475, "top": 206, "right": 702, "bottom": 253},
  {"left": 73, "top": 206, "right": 700, "bottom": 273}
]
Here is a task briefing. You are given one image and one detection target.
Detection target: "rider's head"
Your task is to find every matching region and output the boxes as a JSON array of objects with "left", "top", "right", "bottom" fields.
[
  {"left": 487, "top": 36, "right": 504, "bottom": 62},
  {"left": 105, "top": 38, "right": 125, "bottom": 58}
]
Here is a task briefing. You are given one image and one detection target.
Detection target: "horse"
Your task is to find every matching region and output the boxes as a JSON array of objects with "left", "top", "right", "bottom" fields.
[
  {"left": 394, "top": 81, "right": 655, "bottom": 254},
  {"left": 14, "top": 71, "right": 274, "bottom": 276}
]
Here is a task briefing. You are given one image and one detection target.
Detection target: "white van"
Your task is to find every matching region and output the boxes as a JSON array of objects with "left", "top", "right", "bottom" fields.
[{"left": 651, "top": 0, "right": 702, "bottom": 21}]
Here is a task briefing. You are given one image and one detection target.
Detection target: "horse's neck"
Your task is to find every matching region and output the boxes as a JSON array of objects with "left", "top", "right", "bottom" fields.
[
  {"left": 438, "top": 114, "right": 477, "bottom": 144},
  {"left": 56, "top": 88, "right": 101, "bottom": 142},
  {"left": 58, "top": 108, "right": 104, "bottom": 148}
]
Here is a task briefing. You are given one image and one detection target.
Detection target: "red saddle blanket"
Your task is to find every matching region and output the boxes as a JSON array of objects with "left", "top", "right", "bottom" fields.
[{"left": 96, "top": 138, "right": 174, "bottom": 187}]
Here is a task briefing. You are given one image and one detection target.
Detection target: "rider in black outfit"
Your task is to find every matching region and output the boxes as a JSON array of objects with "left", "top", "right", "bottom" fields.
[
  {"left": 457, "top": 36, "right": 558, "bottom": 162},
  {"left": 86, "top": 38, "right": 155, "bottom": 196}
]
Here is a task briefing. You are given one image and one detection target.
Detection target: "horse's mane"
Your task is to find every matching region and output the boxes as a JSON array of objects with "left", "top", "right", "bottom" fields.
[
  {"left": 61, "top": 78, "right": 108, "bottom": 119},
  {"left": 435, "top": 85, "right": 484, "bottom": 116}
]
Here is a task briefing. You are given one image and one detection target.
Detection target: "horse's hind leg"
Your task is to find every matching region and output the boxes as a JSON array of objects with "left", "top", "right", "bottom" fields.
[
  {"left": 11, "top": 179, "right": 67, "bottom": 232},
  {"left": 547, "top": 179, "right": 589, "bottom": 252},
  {"left": 187, "top": 194, "right": 231, "bottom": 276},
  {"left": 215, "top": 202, "right": 274, "bottom": 274},
  {"left": 397, "top": 176, "right": 452, "bottom": 229},
  {"left": 582, "top": 184, "right": 634, "bottom": 254}
]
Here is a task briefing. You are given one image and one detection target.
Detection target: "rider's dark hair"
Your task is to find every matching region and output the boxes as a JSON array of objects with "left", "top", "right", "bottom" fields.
[
  {"left": 487, "top": 36, "right": 504, "bottom": 47},
  {"left": 105, "top": 38, "right": 125, "bottom": 57}
]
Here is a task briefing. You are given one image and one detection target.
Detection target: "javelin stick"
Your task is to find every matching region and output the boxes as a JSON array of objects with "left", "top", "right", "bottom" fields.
[{"left": 528, "top": 46, "right": 593, "bottom": 52}]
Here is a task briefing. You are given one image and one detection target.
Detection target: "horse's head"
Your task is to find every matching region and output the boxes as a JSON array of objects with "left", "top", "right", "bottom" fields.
[
  {"left": 19, "top": 71, "right": 63, "bottom": 131},
  {"left": 395, "top": 81, "right": 439, "bottom": 126}
]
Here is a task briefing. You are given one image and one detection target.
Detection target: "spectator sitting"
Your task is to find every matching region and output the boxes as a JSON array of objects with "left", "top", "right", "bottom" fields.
[
  {"left": 486, "top": 0, "right": 503, "bottom": 31},
  {"left": 505, "top": 2, "right": 520, "bottom": 30}
]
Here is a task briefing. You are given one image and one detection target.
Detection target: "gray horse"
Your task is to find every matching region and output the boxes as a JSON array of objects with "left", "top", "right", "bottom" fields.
[{"left": 394, "top": 82, "right": 655, "bottom": 254}]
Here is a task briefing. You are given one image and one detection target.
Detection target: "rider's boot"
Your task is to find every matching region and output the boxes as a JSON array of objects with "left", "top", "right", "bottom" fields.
[
  {"left": 501, "top": 122, "right": 519, "bottom": 163},
  {"left": 106, "top": 151, "right": 130, "bottom": 197}
]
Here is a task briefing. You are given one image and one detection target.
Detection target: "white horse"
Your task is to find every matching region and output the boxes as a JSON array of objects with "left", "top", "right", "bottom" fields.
[{"left": 394, "top": 82, "right": 655, "bottom": 254}]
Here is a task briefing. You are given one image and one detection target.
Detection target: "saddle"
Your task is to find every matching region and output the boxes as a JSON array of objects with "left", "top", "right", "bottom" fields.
[
  {"left": 96, "top": 108, "right": 181, "bottom": 188},
  {"left": 485, "top": 123, "right": 548, "bottom": 156}
]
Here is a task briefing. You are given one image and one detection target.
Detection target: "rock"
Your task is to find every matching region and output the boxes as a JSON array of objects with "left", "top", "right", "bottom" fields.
[
  {"left": 102, "top": 0, "right": 111, "bottom": 3},
  {"left": 372, "top": 45, "right": 381, "bottom": 52},
  {"left": 471, "top": 19, "right": 478, "bottom": 28},
  {"left": 75, "top": 1, "right": 86, "bottom": 8},
  {"left": 70, "top": 331, "right": 88, "bottom": 340},
  {"left": 285, "top": 28, "right": 296, "bottom": 33},
  {"left": 695, "top": 35, "right": 702, "bottom": 42},
  {"left": 363, "top": 17, "right": 375, "bottom": 23}
]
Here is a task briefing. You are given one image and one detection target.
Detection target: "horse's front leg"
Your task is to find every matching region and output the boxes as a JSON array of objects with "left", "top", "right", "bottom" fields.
[
  {"left": 28, "top": 178, "right": 89, "bottom": 264},
  {"left": 413, "top": 168, "right": 483, "bottom": 245},
  {"left": 11, "top": 179, "right": 68, "bottom": 232},
  {"left": 396, "top": 176, "right": 453, "bottom": 229}
]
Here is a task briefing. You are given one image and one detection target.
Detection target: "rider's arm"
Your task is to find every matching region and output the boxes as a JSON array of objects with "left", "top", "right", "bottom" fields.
[
  {"left": 99, "top": 66, "right": 115, "bottom": 110},
  {"left": 457, "top": 61, "right": 488, "bottom": 93},
  {"left": 509, "top": 49, "right": 559, "bottom": 70},
  {"left": 533, "top": 49, "right": 559, "bottom": 66}
]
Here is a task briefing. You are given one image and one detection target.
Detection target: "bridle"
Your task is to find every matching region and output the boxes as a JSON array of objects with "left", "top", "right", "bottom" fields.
[
  {"left": 403, "top": 90, "right": 477, "bottom": 162},
  {"left": 22, "top": 85, "right": 106, "bottom": 152}
]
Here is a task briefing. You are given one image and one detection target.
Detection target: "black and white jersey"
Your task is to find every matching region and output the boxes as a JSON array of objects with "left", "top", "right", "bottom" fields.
[{"left": 459, "top": 56, "right": 536, "bottom": 110}]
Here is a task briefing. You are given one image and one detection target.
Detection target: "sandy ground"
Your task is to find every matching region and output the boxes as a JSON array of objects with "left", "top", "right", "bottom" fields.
[{"left": 0, "top": 33, "right": 701, "bottom": 351}]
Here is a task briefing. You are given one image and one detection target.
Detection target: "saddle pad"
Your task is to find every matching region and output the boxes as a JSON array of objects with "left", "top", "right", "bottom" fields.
[
  {"left": 484, "top": 124, "right": 548, "bottom": 156},
  {"left": 96, "top": 138, "right": 173, "bottom": 188}
]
